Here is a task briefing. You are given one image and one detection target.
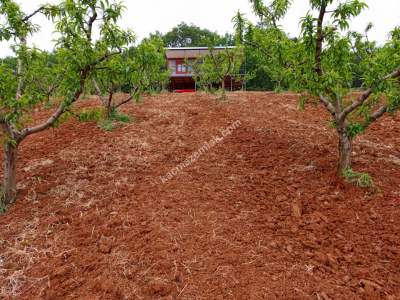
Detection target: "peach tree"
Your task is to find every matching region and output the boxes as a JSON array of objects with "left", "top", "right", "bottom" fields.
[
  {"left": 93, "top": 36, "right": 168, "bottom": 119},
  {"left": 0, "top": 0, "right": 133, "bottom": 208},
  {"left": 239, "top": 0, "right": 400, "bottom": 176},
  {"left": 233, "top": 3, "right": 294, "bottom": 91},
  {"left": 192, "top": 46, "right": 245, "bottom": 99}
]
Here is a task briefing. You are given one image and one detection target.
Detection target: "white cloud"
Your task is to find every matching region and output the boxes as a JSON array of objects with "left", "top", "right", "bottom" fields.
[{"left": 0, "top": 0, "right": 399, "bottom": 57}]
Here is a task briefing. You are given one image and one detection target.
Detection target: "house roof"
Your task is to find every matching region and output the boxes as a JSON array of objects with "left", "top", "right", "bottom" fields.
[{"left": 165, "top": 46, "right": 236, "bottom": 59}]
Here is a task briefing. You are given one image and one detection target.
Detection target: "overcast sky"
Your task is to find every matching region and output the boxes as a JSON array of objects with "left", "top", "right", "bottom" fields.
[{"left": 1, "top": 0, "right": 399, "bottom": 57}]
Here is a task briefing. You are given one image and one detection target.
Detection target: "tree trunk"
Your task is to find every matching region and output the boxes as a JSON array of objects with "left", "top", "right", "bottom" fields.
[
  {"left": 16, "top": 36, "right": 27, "bottom": 100},
  {"left": 92, "top": 79, "right": 102, "bottom": 96},
  {"left": 221, "top": 79, "right": 226, "bottom": 100},
  {"left": 337, "top": 129, "right": 352, "bottom": 176},
  {"left": 106, "top": 104, "right": 112, "bottom": 119},
  {"left": 2, "top": 143, "right": 18, "bottom": 206},
  {"left": 106, "top": 90, "right": 114, "bottom": 119}
]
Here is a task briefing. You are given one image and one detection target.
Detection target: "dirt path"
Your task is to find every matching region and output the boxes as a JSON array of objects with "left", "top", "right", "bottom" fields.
[{"left": 0, "top": 92, "right": 399, "bottom": 299}]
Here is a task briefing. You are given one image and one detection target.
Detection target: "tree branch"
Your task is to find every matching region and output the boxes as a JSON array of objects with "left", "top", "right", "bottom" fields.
[
  {"left": 385, "top": 67, "right": 400, "bottom": 81},
  {"left": 319, "top": 94, "right": 336, "bottom": 116},
  {"left": 19, "top": 68, "right": 89, "bottom": 139},
  {"left": 22, "top": 6, "right": 45, "bottom": 22},
  {"left": 92, "top": 78, "right": 111, "bottom": 106},
  {"left": 85, "top": 6, "right": 97, "bottom": 42},
  {"left": 91, "top": 51, "right": 121, "bottom": 68},
  {"left": 367, "top": 105, "right": 387, "bottom": 124},
  {"left": 339, "top": 88, "right": 372, "bottom": 121},
  {"left": 15, "top": 36, "right": 27, "bottom": 100},
  {"left": 19, "top": 102, "right": 65, "bottom": 139},
  {"left": 339, "top": 66, "right": 400, "bottom": 121},
  {"left": 92, "top": 78, "right": 102, "bottom": 96},
  {"left": 114, "top": 95, "right": 133, "bottom": 109},
  {"left": 315, "top": 3, "right": 327, "bottom": 76},
  {"left": 106, "top": 86, "right": 114, "bottom": 113}
]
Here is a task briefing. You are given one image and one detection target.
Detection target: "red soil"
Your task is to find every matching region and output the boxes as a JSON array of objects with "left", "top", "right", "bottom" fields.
[{"left": 0, "top": 92, "right": 399, "bottom": 299}]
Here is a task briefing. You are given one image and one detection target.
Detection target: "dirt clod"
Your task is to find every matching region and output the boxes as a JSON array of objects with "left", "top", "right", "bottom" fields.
[
  {"left": 291, "top": 199, "right": 303, "bottom": 217},
  {"left": 98, "top": 235, "right": 114, "bottom": 254}
]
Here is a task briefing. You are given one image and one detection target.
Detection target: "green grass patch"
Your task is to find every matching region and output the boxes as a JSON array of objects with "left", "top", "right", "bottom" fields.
[
  {"left": 78, "top": 108, "right": 104, "bottom": 122},
  {"left": 77, "top": 107, "right": 132, "bottom": 132},
  {"left": 110, "top": 111, "right": 132, "bottom": 123},
  {"left": 0, "top": 202, "right": 6, "bottom": 214},
  {"left": 99, "top": 119, "right": 115, "bottom": 132},
  {"left": 342, "top": 168, "right": 374, "bottom": 188},
  {"left": 297, "top": 95, "right": 307, "bottom": 111}
]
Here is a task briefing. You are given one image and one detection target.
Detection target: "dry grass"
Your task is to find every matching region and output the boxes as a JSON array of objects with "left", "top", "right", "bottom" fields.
[{"left": 0, "top": 218, "right": 52, "bottom": 298}]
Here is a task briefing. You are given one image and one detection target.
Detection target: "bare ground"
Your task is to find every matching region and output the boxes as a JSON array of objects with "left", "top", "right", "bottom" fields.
[{"left": 0, "top": 92, "right": 399, "bottom": 299}]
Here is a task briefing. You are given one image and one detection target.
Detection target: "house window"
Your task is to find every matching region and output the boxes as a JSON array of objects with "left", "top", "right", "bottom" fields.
[
  {"left": 168, "top": 60, "right": 176, "bottom": 73},
  {"left": 176, "top": 60, "right": 187, "bottom": 74},
  {"left": 176, "top": 59, "right": 194, "bottom": 74}
]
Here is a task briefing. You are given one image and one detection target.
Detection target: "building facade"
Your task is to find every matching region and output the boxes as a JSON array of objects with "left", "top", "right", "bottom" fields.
[{"left": 166, "top": 47, "right": 244, "bottom": 92}]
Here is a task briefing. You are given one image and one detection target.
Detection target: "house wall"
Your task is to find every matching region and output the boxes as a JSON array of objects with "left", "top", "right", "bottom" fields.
[
  {"left": 168, "top": 59, "right": 195, "bottom": 77},
  {"left": 165, "top": 47, "right": 243, "bottom": 92}
]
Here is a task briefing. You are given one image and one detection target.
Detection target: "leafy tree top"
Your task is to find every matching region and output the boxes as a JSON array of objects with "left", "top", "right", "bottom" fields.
[
  {"left": 237, "top": 0, "right": 400, "bottom": 174},
  {"left": 151, "top": 22, "right": 234, "bottom": 48},
  {"left": 0, "top": 0, "right": 135, "bottom": 139},
  {"left": 94, "top": 36, "right": 169, "bottom": 99}
]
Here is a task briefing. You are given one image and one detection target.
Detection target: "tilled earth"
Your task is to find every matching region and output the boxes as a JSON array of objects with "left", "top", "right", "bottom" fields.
[{"left": 0, "top": 92, "right": 399, "bottom": 299}]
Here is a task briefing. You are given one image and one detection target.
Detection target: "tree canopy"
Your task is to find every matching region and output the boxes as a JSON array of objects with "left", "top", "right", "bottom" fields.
[
  {"left": 192, "top": 46, "right": 245, "bottom": 99},
  {"left": 236, "top": 0, "right": 400, "bottom": 176},
  {"left": 151, "top": 22, "right": 234, "bottom": 47},
  {"left": 0, "top": 0, "right": 134, "bottom": 205},
  {"left": 93, "top": 36, "right": 169, "bottom": 118}
]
